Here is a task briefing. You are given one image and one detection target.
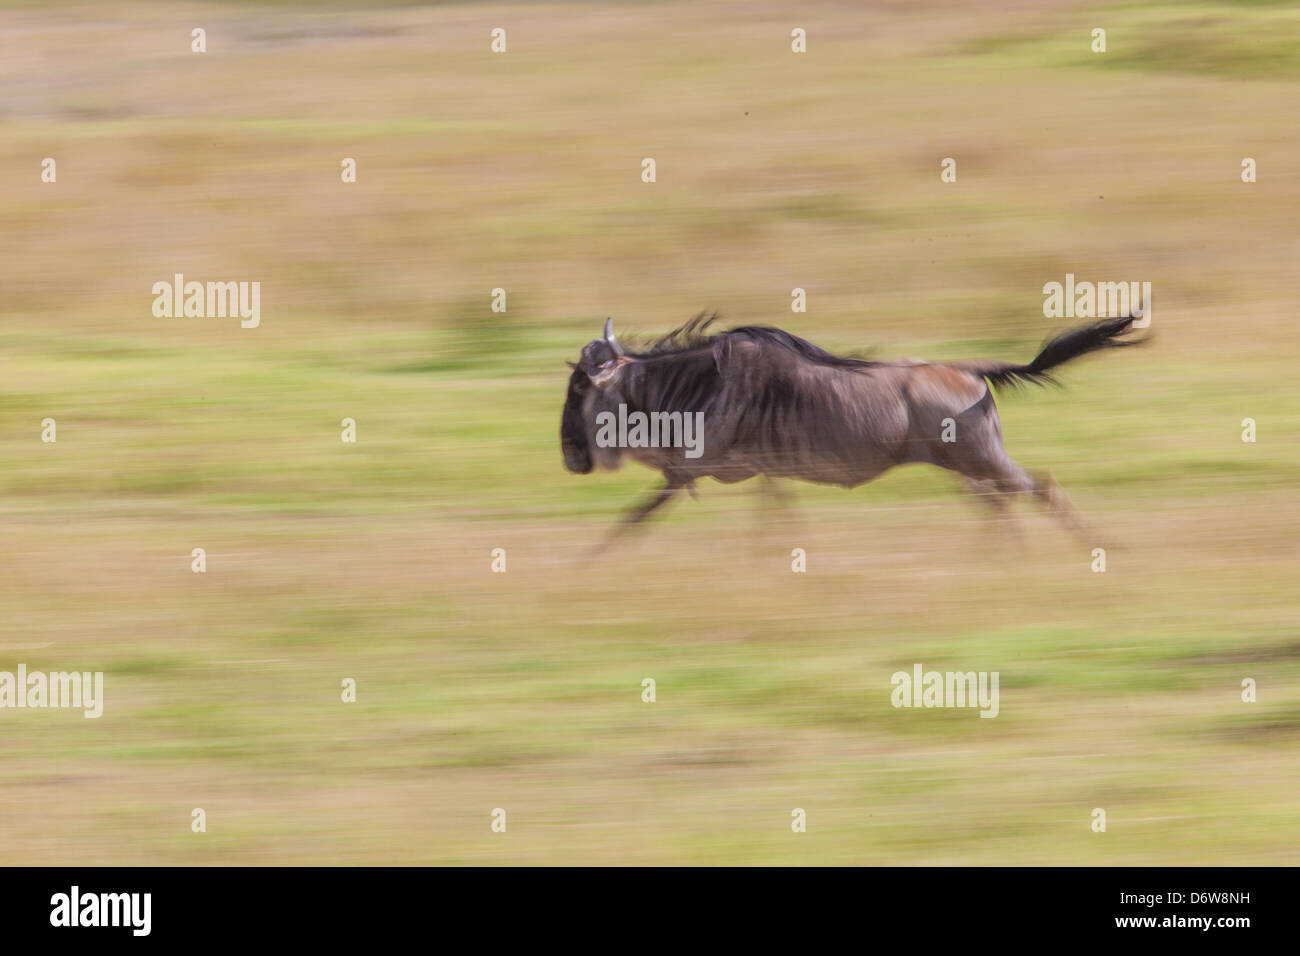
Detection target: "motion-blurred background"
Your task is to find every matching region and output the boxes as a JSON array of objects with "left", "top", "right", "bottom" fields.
[{"left": 1, "top": 1, "right": 1297, "bottom": 864}]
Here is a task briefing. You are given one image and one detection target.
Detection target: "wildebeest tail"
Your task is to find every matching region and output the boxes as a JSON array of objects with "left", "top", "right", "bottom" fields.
[{"left": 962, "top": 313, "right": 1142, "bottom": 389}]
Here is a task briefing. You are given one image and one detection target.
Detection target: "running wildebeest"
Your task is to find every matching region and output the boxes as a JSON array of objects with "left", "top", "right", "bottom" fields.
[{"left": 561, "top": 312, "right": 1141, "bottom": 548}]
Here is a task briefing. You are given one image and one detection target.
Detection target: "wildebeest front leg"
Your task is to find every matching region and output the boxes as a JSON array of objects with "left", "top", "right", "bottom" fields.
[
  {"left": 752, "top": 475, "right": 799, "bottom": 547},
  {"left": 584, "top": 478, "right": 685, "bottom": 560},
  {"left": 620, "top": 481, "right": 681, "bottom": 528}
]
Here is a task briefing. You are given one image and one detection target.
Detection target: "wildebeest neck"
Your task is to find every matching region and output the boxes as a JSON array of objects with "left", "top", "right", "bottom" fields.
[{"left": 617, "top": 349, "right": 722, "bottom": 416}]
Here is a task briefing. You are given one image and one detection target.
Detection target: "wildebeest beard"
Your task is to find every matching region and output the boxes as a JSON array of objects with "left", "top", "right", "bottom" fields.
[{"left": 560, "top": 367, "right": 594, "bottom": 474}]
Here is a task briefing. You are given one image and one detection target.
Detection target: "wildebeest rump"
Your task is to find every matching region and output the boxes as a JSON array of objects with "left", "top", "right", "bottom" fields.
[{"left": 561, "top": 312, "right": 1141, "bottom": 545}]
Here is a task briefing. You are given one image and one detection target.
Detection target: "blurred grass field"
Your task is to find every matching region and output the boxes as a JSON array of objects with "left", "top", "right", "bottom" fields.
[{"left": 1, "top": 0, "right": 1298, "bottom": 864}]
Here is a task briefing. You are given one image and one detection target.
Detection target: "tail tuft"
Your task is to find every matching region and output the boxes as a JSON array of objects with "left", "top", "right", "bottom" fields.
[{"left": 966, "top": 312, "right": 1143, "bottom": 390}]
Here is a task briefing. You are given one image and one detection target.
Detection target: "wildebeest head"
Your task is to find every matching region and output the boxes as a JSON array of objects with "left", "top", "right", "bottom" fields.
[{"left": 561, "top": 318, "right": 628, "bottom": 474}]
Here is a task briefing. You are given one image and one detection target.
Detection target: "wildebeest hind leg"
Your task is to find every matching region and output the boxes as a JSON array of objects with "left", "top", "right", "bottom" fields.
[
  {"left": 1026, "top": 469, "right": 1098, "bottom": 543},
  {"left": 959, "top": 475, "right": 1023, "bottom": 540},
  {"left": 973, "top": 457, "right": 1095, "bottom": 544}
]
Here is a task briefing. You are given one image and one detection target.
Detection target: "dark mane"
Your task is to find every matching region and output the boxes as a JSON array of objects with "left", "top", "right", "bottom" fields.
[
  {"left": 626, "top": 311, "right": 722, "bottom": 357},
  {"left": 627, "top": 311, "right": 878, "bottom": 369}
]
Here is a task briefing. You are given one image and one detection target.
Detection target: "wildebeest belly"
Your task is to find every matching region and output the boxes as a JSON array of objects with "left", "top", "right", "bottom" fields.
[{"left": 692, "top": 383, "right": 913, "bottom": 487}]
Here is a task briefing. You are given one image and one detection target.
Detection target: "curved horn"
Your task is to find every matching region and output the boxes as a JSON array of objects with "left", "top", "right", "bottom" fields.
[{"left": 604, "top": 317, "right": 625, "bottom": 357}]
